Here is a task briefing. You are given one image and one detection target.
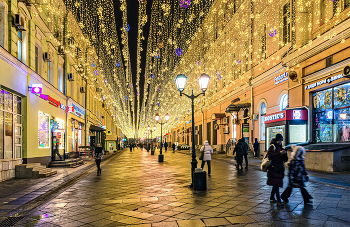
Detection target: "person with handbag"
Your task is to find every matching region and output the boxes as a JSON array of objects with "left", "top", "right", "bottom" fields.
[
  {"left": 281, "top": 145, "right": 313, "bottom": 205},
  {"left": 266, "top": 134, "right": 288, "bottom": 208},
  {"left": 94, "top": 143, "right": 104, "bottom": 176},
  {"left": 200, "top": 140, "right": 214, "bottom": 176}
]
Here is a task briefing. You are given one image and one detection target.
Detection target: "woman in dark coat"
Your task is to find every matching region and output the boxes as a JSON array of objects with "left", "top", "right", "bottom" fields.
[
  {"left": 267, "top": 134, "right": 288, "bottom": 208},
  {"left": 233, "top": 138, "right": 246, "bottom": 170},
  {"left": 281, "top": 145, "right": 313, "bottom": 204},
  {"left": 172, "top": 143, "right": 176, "bottom": 153},
  {"left": 253, "top": 138, "right": 259, "bottom": 158}
]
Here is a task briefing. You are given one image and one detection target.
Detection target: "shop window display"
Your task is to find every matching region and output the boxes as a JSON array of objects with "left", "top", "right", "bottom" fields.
[
  {"left": 266, "top": 125, "right": 285, "bottom": 150},
  {"left": 313, "top": 81, "right": 350, "bottom": 143},
  {"left": 38, "top": 111, "right": 50, "bottom": 148}
]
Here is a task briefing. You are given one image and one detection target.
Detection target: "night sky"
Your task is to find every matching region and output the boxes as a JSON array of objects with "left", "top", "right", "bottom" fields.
[{"left": 113, "top": 0, "right": 154, "bottom": 113}]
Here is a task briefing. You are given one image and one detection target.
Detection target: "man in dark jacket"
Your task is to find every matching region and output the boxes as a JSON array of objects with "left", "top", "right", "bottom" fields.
[
  {"left": 253, "top": 138, "right": 259, "bottom": 158},
  {"left": 172, "top": 143, "right": 176, "bottom": 153},
  {"left": 233, "top": 138, "right": 247, "bottom": 170},
  {"left": 242, "top": 138, "right": 249, "bottom": 169},
  {"left": 164, "top": 141, "right": 168, "bottom": 152}
]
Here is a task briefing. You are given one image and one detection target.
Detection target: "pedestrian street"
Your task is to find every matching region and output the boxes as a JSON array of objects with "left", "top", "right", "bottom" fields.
[{"left": 18, "top": 148, "right": 350, "bottom": 227}]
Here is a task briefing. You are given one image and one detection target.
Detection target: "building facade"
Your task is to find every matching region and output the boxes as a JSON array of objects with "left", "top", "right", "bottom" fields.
[
  {"left": 0, "top": 0, "right": 121, "bottom": 182},
  {"left": 169, "top": 0, "right": 350, "bottom": 172}
]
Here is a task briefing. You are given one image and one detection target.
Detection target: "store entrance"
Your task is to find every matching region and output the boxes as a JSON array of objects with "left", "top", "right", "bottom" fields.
[{"left": 51, "top": 129, "right": 65, "bottom": 161}]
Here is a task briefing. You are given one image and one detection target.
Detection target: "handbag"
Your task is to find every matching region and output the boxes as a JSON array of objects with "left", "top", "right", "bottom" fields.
[
  {"left": 199, "top": 145, "right": 205, "bottom": 160},
  {"left": 261, "top": 154, "right": 272, "bottom": 172}
]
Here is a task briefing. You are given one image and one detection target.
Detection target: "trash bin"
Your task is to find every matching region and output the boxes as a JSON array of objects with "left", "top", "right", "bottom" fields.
[{"left": 193, "top": 168, "right": 207, "bottom": 191}]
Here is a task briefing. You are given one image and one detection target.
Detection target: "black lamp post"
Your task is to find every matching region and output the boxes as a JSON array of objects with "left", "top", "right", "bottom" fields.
[
  {"left": 155, "top": 113, "right": 170, "bottom": 162},
  {"left": 174, "top": 73, "right": 210, "bottom": 188}
]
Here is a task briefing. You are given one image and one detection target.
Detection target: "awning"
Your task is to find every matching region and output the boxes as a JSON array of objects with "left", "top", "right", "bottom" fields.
[
  {"left": 211, "top": 113, "right": 226, "bottom": 120},
  {"left": 225, "top": 103, "right": 251, "bottom": 113},
  {"left": 89, "top": 125, "right": 105, "bottom": 131}
]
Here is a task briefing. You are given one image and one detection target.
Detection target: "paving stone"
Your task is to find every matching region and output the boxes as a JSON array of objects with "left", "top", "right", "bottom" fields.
[
  {"left": 176, "top": 219, "right": 205, "bottom": 227},
  {"left": 202, "top": 217, "right": 231, "bottom": 226},
  {"left": 225, "top": 215, "right": 256, "bottom": 224}
]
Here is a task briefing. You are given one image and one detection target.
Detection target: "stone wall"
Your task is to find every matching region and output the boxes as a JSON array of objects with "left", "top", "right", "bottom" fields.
[{"left": 0, "top": 159, "right": 22, "bottom": 182}]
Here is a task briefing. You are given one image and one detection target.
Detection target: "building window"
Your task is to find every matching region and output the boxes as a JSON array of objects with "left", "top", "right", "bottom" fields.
[
  {"left": 313, "top": 82, "right": 350, "bottom": 143},
  {"left": 282, "top": 3, "right": 290, "bottom": 45},
  {"left": 280, "top": 94, "right": 289, "bottom": 111},
  {"left": 345, "top": 0, "right": 350, "bottom": 9},
  {"left": 261, "top": 25, "right": 267, "bottom": 60},
  {"left": 260, "top": 102, "right": 266, "bottom": 141},
  {"left": 58, "top": 67, "right": 63, "bottom": 92},
  {"left": 0, "top": 90, "right": 22, "bottom": 159},
  {"left": 35, "top": 46, "right": 38, "bottom": 73},
  {"left": 48, "top": 62, "right": 52, "bottom": 84},
  {"left": 333, "top": 0, "right": 340, "bottom": 16},
  {"left": 18, "top": 31, "right": 23, "bottom": 61}
]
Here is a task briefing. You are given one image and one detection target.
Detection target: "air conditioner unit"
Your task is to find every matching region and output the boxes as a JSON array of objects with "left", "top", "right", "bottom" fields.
[
  {"left": 13, "top": 14, "right": 25, "bottom": 31},
  {"left": 223, "top": 125, "right": 229, "bottom": 134},
  {"left": 223, "top": 117, "right": 229, "bottom": 125},
  {"left": 80, "top": 87, "right": 85, "bottom": 93},
  {"left": 68, "top": 73, "right": 74, "bottom": 81},
  {"left": 43, "top": 52, "right": 51, "bottom": 62}
]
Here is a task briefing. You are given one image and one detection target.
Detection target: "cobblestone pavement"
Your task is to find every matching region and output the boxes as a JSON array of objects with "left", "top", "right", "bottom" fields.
[{"left": 15, "top": 148, "right": 350, "bottom": 227}]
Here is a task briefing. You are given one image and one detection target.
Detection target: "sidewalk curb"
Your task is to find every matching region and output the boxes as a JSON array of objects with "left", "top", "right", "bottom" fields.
[{"left": 0, "top": 150, "right": 123, "bottom": 225}]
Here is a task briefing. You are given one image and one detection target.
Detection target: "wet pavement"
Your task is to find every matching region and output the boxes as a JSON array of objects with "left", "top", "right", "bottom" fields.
[{"left": 8, "top": 148, "right": 350, "bottom": 226}]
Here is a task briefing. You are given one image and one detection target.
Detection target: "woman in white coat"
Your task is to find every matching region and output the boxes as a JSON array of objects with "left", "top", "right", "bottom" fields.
[{"left": 200, "top": 140, "right": 214, "bottom": 176}]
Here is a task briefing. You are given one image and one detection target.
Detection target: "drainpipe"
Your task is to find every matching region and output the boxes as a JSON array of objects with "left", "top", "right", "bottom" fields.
[
  {"left": 285, "top": 105, "right": 311, "bottom": 149},
  {"left": 201, "top": 108, "right": 204, "bottom": 144}
]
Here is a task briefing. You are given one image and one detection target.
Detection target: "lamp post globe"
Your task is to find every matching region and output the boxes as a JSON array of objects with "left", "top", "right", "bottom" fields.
[
  {"left": 165, "top": 113, "right": 170, "bottom": 121},
  {"left": 198, "top": 73, "right": 210, "bottom": 93},
  {"left": 175, "top": 74, "right": 188, "bottom": 94},
  {"left": 155, "top": 114, "right": 160, "bottom": 122},
  {"left": 153, "top": 125, "right": 156, "bottom": 131},
  {"left": 147, "top": 125, "right": 150, "bottom": 130}
]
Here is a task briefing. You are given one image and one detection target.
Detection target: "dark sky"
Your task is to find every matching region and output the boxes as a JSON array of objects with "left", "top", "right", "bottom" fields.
[{"left": 113, "top": 0, "right": 153, "bottom": 114}]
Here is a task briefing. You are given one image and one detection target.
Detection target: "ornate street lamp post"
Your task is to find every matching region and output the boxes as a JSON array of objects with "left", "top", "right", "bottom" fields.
[
  {"left": 174, "top": 73, "right": 210, "bottom": 188},
  {"left": 155, "top": 113, "right": 170, "bottom": 162}
]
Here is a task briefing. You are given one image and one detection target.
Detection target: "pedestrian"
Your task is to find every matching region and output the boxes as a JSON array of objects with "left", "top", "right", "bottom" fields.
[
  {"left": 267, "top": 134, "right": 288, "bottom": 208},
  {"left": 172, "top": 142, "right": 176, "bottom": 153},
  {"left": 129, "top": 143, "right": 132, "bottom": 152},
  {"left": 243, "top": 138, "right": 249, "bottom": 169},
  {"left": 281, "top": 145, "right": 313, "bottom": 205},
  {"left": 233, "top": 138, "right": 246, "bottom": 170},
  {"left": 226, "top": 139, "right": 231, "bottom": 155},
  {"left": 253, "top": 138, "right": 259, "bottom": 158},
  {"left": 200, "top": 140, "right": 214, "bottom": 176},
  {"left": 164, "top": 141, "right": 168, "bottom": 152},
  {"left": 95, "top": 143, "right": 103, "bottom": 176}
]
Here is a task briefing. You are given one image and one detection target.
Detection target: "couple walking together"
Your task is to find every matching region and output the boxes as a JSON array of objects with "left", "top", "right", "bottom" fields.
[{"left": 266, "top": 134, "right": 312, "bottom": 208}]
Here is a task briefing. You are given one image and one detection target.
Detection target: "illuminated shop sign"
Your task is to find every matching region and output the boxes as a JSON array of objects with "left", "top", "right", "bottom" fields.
[
  {"left": 31, "top": 84, "right": 43, "bottom": 94},
  {"left": 264, "top": 109, "right": 308, "bottom": 123},
  {"left": 48, "top": 96, "right": 60, "bottom": 107},
  {"left": 264, "top": 112, "right": 285, "bottom": 123},
  {"left": 68, "top": 101, "right": 85, "bottom": 119},
  {"left": 39, "top": 94, "right": 48, "bottom": 101},
  {"left": 274, "top": 72, "right": 289, "bottom": 85},
  {"left": 305, "top": 73, "right": 343, "bottom": 90},
  {"left": 293, "top": 110, "right": 302, "bottom": 120}
]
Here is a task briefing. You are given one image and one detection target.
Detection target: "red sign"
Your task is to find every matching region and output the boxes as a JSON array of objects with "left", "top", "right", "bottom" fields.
[
  {"left": 264, "top": 109, "right": 308, "bottom": 123},
  {"left": 67, "top": 106, "right": 74, "bottom": 113},
  {"left": 48, "top": 95, "right": 60, "bottom": 107}
]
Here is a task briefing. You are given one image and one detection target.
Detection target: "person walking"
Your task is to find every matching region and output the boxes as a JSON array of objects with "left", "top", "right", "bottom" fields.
[
  {"left": 172, "top": 142, "right": 176, "bottom": 153},
  {"left": 164, "top": 141, "right": 168, "bottom": 152},
  {"left": 267, "top": 134, "right": 288, "bottom": 208},
  {"left": 253, "top": 138, "right": 259, "bottom": 158},
  {"left": 129, "top": 143, "right": 132, "bottom": 152},
  {"left": 226, "top": 139, "right": 232, "bottom": 155},
  {"left": 243, "top": 138, "right": 249, "bottom": 169},
  {"left": 281, "top": 145, "right": 313, "bottom": 205},
  {"left": 200, "top": 140, "right": 214, "bottom": 176},
  {"left": 233, "top": 138, "right": 246, "bottom": 170},
  {"left": 95, "top": 143, "right": 103, "bottom": 176}
]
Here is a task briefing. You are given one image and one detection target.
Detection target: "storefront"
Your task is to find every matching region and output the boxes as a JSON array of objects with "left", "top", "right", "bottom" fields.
[
  {"left": 67, "top": 98, "right": 85, "bottom": 157},
  {"left": 310, "top": 75, "right": 350, "bottom": 143},
  {"left": 264, "top": 109, "right": 309, "bottom": 150}
]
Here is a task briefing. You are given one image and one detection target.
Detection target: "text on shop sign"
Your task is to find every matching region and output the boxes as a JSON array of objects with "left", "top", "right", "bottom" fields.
[
  {"left": 264, "top": 112, "right": 285, "bottom": 122},
  {"left": 274, "top": 72, "right": 289, "bottom": 85},
  {"left": 305, "top": 73, "right": 343, "bottom": 90}
]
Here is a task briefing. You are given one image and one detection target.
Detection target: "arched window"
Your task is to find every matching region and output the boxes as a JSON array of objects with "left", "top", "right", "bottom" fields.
[
  {"left": 260, "top": 102, "right": 266, "bottom": 141},
  {"left": 280, "top": 94, "right": 288, "bottom": 111}
]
